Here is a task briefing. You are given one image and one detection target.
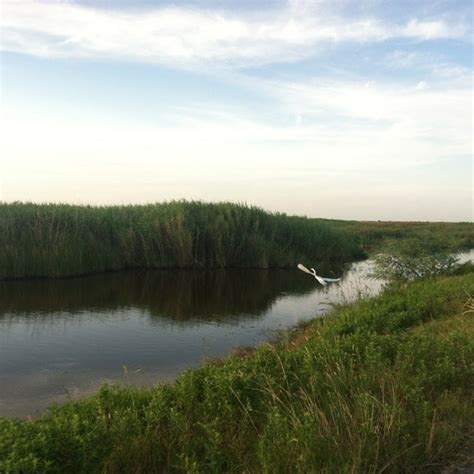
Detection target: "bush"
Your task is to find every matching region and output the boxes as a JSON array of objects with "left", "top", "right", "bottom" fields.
[{"left": 372, "top": 237, "right": 461, "bottom": 282}]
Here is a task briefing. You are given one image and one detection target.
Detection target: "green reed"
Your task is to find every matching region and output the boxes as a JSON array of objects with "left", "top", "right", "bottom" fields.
[{"left": 0, "top": 201, "right": 363, "bottom": 279}]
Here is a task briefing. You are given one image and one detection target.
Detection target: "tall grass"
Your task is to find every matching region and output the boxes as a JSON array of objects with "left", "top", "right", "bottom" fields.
[
  {"left": 1, "top": 272, "right": 473, "bottom": 472},
  {"left": 0, "top": 201, "right": 363, "bottom": 279}
]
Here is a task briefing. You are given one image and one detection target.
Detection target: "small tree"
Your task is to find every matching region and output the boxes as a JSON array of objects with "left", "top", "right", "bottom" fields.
[{"left": 372, "top": 237, "right": 460, "bottom": 283}]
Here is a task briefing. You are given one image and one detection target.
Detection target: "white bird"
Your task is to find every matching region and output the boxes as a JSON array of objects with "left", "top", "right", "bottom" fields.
[{"left": 297, "top": 263, "right": 341, "bottom": 286}]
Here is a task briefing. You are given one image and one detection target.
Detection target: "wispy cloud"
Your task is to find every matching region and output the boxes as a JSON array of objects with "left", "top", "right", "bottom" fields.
[
  {"left": 384, "top": 50, "right": 472, "bottom": 82},
  {"left": 2, "top": 73, "right": 470, "bottom": 174},
  {"left": 254, "top": 76, "right": 472, "bottom": 159},
  {"left": 2, "top": 100, "right": 471, "bottom": 219},
  {"left": 2, "top": 69, "right": 471, "bottom": 219},
  {"left": 1, "top": 0, "right": 468, "bottom": 67}
]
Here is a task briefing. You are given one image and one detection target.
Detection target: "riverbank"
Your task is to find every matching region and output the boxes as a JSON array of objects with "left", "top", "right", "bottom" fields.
[
  {"left": 0, "top": 201, "right": 363, "bottom": 280},
  {"left": 1, "top": 271, "right": 473, "bottom": 472}
]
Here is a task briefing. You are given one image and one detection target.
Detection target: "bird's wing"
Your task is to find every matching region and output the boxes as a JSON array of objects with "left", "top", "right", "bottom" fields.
[
  {"left": 297, "top": 263, "right": 313, "bottom": 275},
  {"left": 322, "top": 277, "right": 341, "bottom": 282},
  {"left": 314, "top": 274, "right": 328, "bottom": 286}
]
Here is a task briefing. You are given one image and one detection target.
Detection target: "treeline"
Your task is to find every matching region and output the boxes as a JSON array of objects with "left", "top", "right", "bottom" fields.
[{"left": 0, "top": 201, "right": 363, "bottom": 279}]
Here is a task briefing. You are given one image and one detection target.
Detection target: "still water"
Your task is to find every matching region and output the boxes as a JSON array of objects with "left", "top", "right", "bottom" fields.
[{"left": 0, "top": 260, "right": 399, "bottom": 418}]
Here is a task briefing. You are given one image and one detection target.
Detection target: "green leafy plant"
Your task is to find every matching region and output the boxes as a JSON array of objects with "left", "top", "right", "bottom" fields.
[{"left": 372, "top": 237, "right": 461, "bottom": 282}]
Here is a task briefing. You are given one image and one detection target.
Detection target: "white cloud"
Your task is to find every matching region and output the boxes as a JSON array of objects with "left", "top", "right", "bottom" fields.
[
  {"left": 400, "top": 18, "right": 457, "bottom": 40},
  {"left": 384, "top": 50, "right": 472, "bottom": 81},
  {"left": 0, "top": 0, "right": 468, "bottom": 67},
  {"left": 255, "top": 77, "right": 472, "bottom": 157}
]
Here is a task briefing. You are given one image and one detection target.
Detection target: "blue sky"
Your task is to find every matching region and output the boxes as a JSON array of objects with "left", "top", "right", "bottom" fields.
[{"left": 0, "top": 0, "right": 472, "bottom": 220}]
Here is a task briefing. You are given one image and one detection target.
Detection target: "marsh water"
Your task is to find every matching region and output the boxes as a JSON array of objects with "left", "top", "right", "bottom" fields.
[{"left": 1, "top": 253, "right": 471, "bottom": 418}]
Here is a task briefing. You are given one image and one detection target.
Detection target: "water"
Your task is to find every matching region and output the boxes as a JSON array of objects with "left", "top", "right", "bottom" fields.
[{"left": 2, "top": 252, "right": 471, "bottom": 419}]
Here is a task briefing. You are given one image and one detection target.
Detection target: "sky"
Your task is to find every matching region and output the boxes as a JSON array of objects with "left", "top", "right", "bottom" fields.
[{"left": 0, "top": 0, "right": 472, "bottom": 221}]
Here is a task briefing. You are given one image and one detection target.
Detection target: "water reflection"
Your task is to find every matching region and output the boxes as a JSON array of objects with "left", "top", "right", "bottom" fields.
[
  {"left": 0, "top": 262, "right": 378, "bottom": 418},
  {"left": 0, "top": 268, "right": 336, "bottom": 323}
]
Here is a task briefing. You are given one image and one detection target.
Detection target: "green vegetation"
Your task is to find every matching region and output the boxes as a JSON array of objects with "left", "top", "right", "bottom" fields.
[
  {"left": 2, "top": 201, "right": 471, "bottom": 280},
  {"left": 0, "top": 201, "right": 363, "bottom": 279},
  {"left": 327, "top": 219, "right": 474, "bottom": 253},
  {"left": 372, "top": 238, "right": 464, "bottom": 283},
  {"left": 1, "top": 272, "right": 473, "bottom": 473}
]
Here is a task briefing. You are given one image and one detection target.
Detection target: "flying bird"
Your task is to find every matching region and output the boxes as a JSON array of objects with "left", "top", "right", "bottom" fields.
[{"left": 297, "top": 264, "right": 341, "bottom": 286}]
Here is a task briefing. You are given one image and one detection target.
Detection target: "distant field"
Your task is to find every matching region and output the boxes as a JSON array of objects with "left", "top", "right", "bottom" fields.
[
  {"left": 326, "top": 219, "right": 474, "bottom": 253},
  {"left": 0, "top": 201, "right": 363, "bottom": 280}
]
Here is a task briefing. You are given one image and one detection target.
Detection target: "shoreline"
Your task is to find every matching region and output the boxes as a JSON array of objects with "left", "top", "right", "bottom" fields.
[{"left": 2, "top": 271, "right": 473, "bottom": 472}]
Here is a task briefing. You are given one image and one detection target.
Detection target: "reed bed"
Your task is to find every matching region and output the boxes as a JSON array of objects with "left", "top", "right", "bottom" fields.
[{"left": 0, "top": 201, "right": 363, "bottom": 279}]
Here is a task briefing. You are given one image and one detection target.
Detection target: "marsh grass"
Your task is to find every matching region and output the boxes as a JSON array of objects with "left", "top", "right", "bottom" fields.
[
  {"left": 327, "top": 219, "right": 474, "bottom": 253},
  {"left": 0, "top": 201, "right": 363, "bottom": 279},
  {"left": 1, "top": 272, "right": 473, "bottom": 473}
]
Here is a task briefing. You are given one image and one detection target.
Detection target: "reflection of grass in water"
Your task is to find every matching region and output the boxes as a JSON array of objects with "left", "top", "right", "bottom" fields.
[
  {"left": 1, "top": 272, "right": 472, "bottom": 473},
  {"left": 0, "top": 201, "right": 363, "bottom": 279},
  {"left": 0, "top": 269, "right": 330, "bottom": 323}
]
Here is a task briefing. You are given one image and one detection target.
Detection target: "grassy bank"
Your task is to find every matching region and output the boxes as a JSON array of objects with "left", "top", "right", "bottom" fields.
[
  {"left": 0, "top": 201, "right": 363, "bottom": 279},
  {"left": 1, "top": 272, "right": 473, "bottom": 473},
  {"left": 327, "top": 219, "right": 474, "bottom": 253}
]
